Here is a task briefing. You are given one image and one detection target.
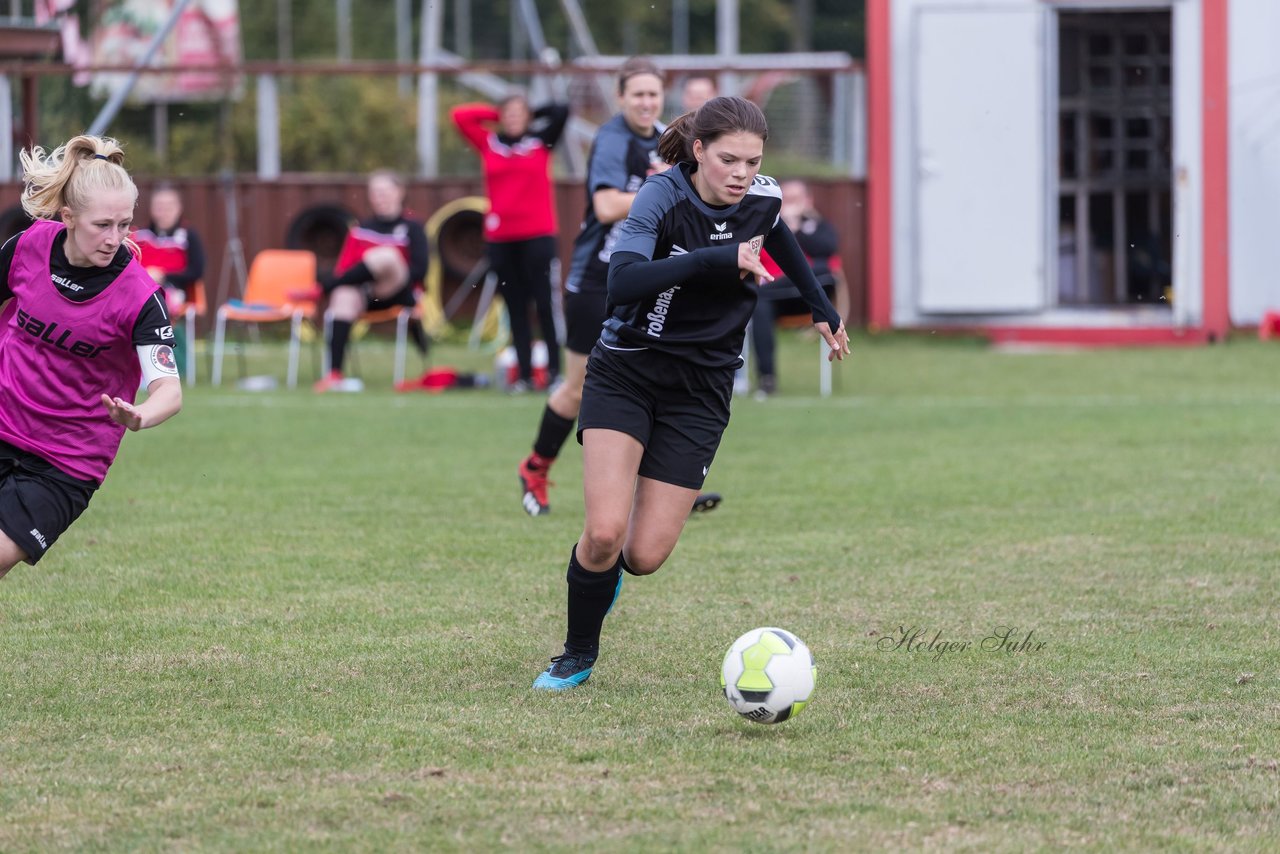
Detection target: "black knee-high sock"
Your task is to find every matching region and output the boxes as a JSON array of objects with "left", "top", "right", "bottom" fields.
[
  {"left": 564, "top": 546, "right": 622, "bottom": 657},
  {"left": 324, "top": 260, "right": 373, "bottom": 292},
  {"left": 329, "top": 319, "right": 353, "bottom": 374},
  {"left": 533, "top": 405, "right": 576, "bottom": 461},
  {"left": 408, "top": 317, "right": 431, "bottom": 357}
]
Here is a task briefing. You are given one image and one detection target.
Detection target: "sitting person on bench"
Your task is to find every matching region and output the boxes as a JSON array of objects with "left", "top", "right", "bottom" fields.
[{"left": 750, "top": 178, "right": 840, "bottom": 397}]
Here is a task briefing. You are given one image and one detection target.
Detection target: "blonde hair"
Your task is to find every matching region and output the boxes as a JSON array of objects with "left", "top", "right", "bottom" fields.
[
  {"left": 368, "top": 168, "right": 406, "bottom": 191},
  {"left": 19, "top": 135, "right": 137, "bottom": 222}
]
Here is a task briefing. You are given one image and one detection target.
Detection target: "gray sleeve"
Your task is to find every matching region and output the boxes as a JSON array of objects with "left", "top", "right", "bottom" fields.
[
  {"left": 587, "top": 125, "right": 630, "bottom": 194},
  {"left": 609, "top": 179, "right": 670, "bottom": 260}
]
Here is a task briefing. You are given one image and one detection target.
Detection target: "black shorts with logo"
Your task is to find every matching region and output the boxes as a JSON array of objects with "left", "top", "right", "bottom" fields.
[
  {"left": 0, "top": 440, "right": 98, "bottom": 565},
  {"left": 563, "top": 288, "right": 609, "bottom": 355},
  {"left": 577, "top": 343, "right": 735, "bottom": 490}
]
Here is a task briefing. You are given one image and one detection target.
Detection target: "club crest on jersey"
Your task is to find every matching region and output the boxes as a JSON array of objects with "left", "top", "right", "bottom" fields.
[
  {"left": 12, "top": 309, "right": 111, "bottom": 358},
  {"left": 152, "top": 344, "right": 177, "bottom": 373},
  {"left": 710, "top": 221, "right": 734, "bottom": 241}
]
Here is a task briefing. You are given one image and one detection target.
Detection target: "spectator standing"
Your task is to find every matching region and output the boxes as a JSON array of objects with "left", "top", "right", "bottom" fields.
[{"left": 453, "top": 94, "right": 569, "bottom": 392}]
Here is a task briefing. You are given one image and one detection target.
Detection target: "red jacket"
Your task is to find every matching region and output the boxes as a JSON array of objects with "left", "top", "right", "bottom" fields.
[{"left": 452, "top": 102, "right": 568, "bottom": 242}]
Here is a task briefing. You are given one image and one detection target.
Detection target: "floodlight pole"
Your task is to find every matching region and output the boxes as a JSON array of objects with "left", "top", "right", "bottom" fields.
[
  {"left": 215, "top": 169, "right": 247, "bottom": 309},
  {"left": 673, "top": 0, "right": 690, "bottom": 55},
  {"left": 396, "top": 0, "right": 412, "bottom": 94},
  {"left": 336, "top": 0, "right": 352, "bottom": 61},
  {"left": 416, "top": 0, "right": 444, "bottom": 177},
  {"left": 86, "top": 0, "right": 196, "bottom": 136},
  {"left": 558, "top": 0, "right": 615, "bottom": 108},
  {"left": 715, "top": 0, "right": 740, "bottom": 97}
]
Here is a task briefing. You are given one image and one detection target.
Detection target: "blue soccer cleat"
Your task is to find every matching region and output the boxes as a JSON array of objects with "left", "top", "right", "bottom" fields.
[{"left": 533, "top": 651, "right": 597, "bottom": 691}]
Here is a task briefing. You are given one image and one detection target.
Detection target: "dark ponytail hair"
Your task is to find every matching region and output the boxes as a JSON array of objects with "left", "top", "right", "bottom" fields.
[{"left": 656, "top": 95, "right": 769, "bottom": 165}]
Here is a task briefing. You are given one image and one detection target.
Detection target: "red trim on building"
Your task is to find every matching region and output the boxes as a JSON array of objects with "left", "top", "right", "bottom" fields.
[
  {"left": 1202, "top": 0, "right": 1230, "bottom": 341},
  {"left": 866, "top": 0, "right": 893, "bottom": 330},
  {"left": 982, "top": 327, "right": 1210, "bottom": 347},
  {"left": 865, "top": 0, "right": 1227, "bottom": 345}
]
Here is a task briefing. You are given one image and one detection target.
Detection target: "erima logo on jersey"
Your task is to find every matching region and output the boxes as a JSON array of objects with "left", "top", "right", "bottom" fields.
[
  {"left": 12, "top": 309, "right": 112, "bottom": 358},
  {"left": 710, "top": 221, "right": 734, "bottom": 241},
  {"left": 646, "top": 285, "right": 682, "bottom": 337}
]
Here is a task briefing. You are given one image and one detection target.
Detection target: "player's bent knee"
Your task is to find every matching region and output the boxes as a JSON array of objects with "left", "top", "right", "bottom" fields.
[
  {"left": 621, "top": 553, "right": 663, "bottom": 576},
  {"left": 550, "top": 383, "right": 582, "bottom": 413},
  {"left": 579, "top": 523, "right": 626, "bottom": 566},
  {"left": 364, "top": 247, "right": 407, "bottom": 279}
]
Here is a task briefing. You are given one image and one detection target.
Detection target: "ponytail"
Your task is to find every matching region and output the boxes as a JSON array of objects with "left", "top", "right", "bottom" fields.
[
  {"left": 657, "top": 112, "right": 696, "bottom": 165},
  {"left": 20, "top": 134, "right": 136, "bottom": 222},
  {"left": 655, "top": 96, "right": 769, "bottom": 166}
]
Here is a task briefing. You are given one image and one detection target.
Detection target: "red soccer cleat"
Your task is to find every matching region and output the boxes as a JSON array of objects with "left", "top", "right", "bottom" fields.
[{"left": 517, "top": 453, "right": 554, "bottom": 517}]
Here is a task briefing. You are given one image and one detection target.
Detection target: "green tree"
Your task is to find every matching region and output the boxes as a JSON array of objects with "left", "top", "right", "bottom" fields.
[{"left": 31, "top": 1, "right": 864, "bottom": 176}]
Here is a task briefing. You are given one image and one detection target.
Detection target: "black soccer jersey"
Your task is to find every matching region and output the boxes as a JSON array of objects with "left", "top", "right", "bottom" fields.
[
  {"left": 357, "top": 214, "right": 430, "bottom": 285},
  {"left": 0, "top": 230, "right": 171, "bottom": 347},
  {"left": 564, "top": 113, "right": 664, "bottom": 295},
  {"left": 602, "top": 163, "right": 840, "bottom": 369}
]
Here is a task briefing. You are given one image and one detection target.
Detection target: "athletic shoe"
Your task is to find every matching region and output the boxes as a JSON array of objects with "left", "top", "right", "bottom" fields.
[
  {"left": 313, "top": 371, "right": 363, "bottom": 393},
  {"left": 532, "top": 651, "right": 597, "bottom": 691},
  {"left": 753, "top": 374, "right": 778, "bottom": 401},
  {"left": 518, "top": 454, "right": 552, "bottom": 516},
  {"left": 691, "top": 492, "right": 722, "bottom": 513}
]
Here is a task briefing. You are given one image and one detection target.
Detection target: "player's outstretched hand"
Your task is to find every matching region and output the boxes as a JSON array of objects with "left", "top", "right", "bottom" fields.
[
  {"left": 101, "top": 394, "right": 143, "bottom": 431},
  {"left": 737, "top": 238, "right": 774, "bottom": 284},
  {"left": 814, "top": 321, "right": 851, "bottom": 362}
]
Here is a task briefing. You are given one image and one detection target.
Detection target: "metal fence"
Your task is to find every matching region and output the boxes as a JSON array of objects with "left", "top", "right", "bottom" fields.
[{"left": 0, "top": 58, "right": 865, "bottom": 180}]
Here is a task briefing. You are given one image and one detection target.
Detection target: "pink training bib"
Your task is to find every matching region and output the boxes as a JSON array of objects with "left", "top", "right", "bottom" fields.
[{"left": 0, "top": 220, "right": 158, "bottom": 483}]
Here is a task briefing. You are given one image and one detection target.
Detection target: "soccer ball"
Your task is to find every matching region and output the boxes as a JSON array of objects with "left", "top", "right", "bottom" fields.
[{"left": 720, "top": 627, "right": 816, "bottom": 724}]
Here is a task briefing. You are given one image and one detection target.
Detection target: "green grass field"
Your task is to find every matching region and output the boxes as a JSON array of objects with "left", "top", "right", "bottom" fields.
[{"left": 2, "top": 331, "right": 1277, "bottom": 851}]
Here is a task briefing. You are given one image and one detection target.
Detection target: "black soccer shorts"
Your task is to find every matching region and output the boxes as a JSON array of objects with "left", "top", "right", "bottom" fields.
[
  {"left": 563, "top": 288, "right": 609, "bottom": 356},
  {"left": 0, "top": 440, "right": 97, "bottom": 565},
  {"left": 577, "top": 343, "right": 733, "bottom": 490}
]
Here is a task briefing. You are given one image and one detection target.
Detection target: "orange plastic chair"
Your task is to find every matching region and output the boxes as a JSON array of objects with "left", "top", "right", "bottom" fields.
[{"left": 211, "top": 250, "right": 318, "bottom": 388}]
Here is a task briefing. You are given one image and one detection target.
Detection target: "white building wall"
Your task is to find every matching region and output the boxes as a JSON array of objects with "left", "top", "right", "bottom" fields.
[
  {"left": 891, "top": 0, "right": 1204, "bottom": 328},
  {"left": 890, "top": 0, "right": 1039, "bottom": 327},
  {"left": 1228, "top": 0, "right": 1280, "bottom": 325},
  {"left": 1170, "top": 0, "right": 1204, "bottom": 329}
]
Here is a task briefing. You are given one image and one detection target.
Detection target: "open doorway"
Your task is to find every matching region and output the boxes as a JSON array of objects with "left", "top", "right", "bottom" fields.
[{"left": 1057, "top": 9, "right": 1173, "bottom": 308}]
